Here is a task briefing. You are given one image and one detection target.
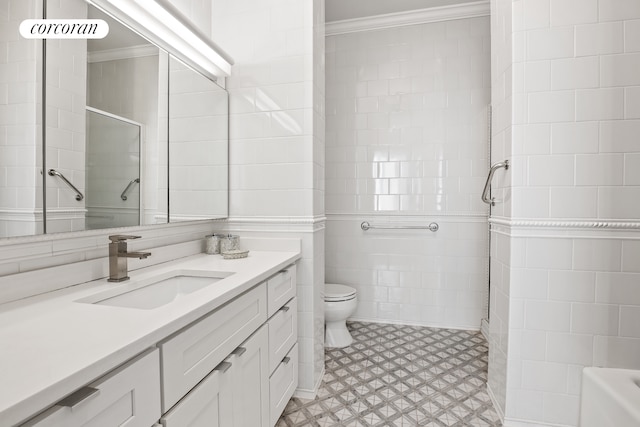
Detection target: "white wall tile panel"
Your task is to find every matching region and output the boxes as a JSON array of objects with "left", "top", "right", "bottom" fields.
[
  {"left": 625, "top": 20, "right": 640, "bottom": 52},
  {"left": 548, "top": 187, "right": 597, "bottom": 218},
  {"left": 489, "top": 1, "right": 640, "bottom": 426},
  {"left": 575, "top": 22, "right": 624, "bottom": 56},
  {"left": 598, "top": 0, "right": 640, "bottom": 22},
  {"left": 624, "top": 86, "right": 640, "bottom": 119},
  {"left": 325, "top": 216, "right": 488, "bottom": 330},
  {"left": 550, "top": 122, "right": 599, "bottom": 154},
  {"left": 600, "top": 53, "right": 640, "bottom": 87},
  {"left": 325, "top": 17, "right": 490, "bottom": 330},
  {"left": 599, "top": 119, "right": 640, "bottom": 152},
  {"left": 211, "top": 0, "right": 325, "bottom": 395},
  {"left": 45, "top": 0, "right": 87, "bottom": 233},
  {"left": 550, "top": 0, "right": 598, "bottom": 26},
  {"left": 551, "top": 57, "right": 599, "bottom": 90},
  {"left": 576, "top": 88, "right": 625, "bottom": 121},
  {"left": 526, "top": 27, "right": 574, "bottom": 60}
]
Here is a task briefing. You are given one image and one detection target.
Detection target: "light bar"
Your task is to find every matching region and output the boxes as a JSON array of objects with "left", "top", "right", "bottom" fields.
[{"left": 86, "top": 0, "right": 233, "bottom": 80}]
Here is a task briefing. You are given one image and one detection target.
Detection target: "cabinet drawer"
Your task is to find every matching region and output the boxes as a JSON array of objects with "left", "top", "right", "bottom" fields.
[
  {"left": 267, "top": 265, "right": 296, "bottom": 318},
  {"left": 269, "top": 343, "right": 298, "bottom": 426},
  {"left": 160, "top": 360, "right": 233, "bottom": 427},
  {"left": 159, "top": 285, "right": 267, "bottom": 411},
  {"left": 268, "top": 297, "right": 297, "bottom": 374},
  {"left": 22, "top": 348, "right": 160, "bottom": 427}
]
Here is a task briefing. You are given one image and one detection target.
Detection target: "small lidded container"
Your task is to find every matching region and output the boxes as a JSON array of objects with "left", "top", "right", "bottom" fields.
[{"left": 220, "top": 234, "right": 240, "bottom": 253}]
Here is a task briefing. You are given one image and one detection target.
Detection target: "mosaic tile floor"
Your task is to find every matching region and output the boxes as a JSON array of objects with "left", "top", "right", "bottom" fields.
[{"left": 277, "top": 321, "right": 502, "bottom": 427}]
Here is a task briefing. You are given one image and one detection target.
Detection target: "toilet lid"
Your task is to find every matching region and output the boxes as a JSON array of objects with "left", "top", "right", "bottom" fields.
[{"left": 325, "top": 284, "right": 356, "bottom": 300}]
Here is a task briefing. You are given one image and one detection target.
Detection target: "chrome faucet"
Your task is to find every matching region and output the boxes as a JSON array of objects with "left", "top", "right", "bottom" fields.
[{"left": 108, "top": 235, "right": 151, "bottom": 282}]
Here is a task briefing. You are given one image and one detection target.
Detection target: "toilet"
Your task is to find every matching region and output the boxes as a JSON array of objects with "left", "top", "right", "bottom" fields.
[{"left": 324, "top": 283, "right": 357, "bottom": 348}]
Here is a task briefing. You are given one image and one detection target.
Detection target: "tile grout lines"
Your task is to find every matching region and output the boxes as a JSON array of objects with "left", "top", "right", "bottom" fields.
[{"left": 278, "top": 321, "right": 502, "bottom": 427}]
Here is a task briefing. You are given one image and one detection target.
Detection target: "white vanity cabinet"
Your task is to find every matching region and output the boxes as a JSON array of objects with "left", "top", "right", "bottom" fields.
[
  {"left": 158, "top": 284, "right": 267, "bottom": 412},
  {"left": 265, "top": 265, "right": 298, "bottom": 426},
  {"left": 21, "top": 349, "right": 161, "bottom": 427},
  {"left": 16, "top": 262, "right": 298, "bottom": 427},
  {"left": 160, "top": 324, "right": 270, "bottom": 427},
  {"left": 159, "top": 263, "right": 298, "bottom": 427}
]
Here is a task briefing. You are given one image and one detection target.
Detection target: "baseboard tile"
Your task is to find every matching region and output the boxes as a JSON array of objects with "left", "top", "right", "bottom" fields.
[{"left": 294, "top": 366, "right": 324, "bottom": 400}]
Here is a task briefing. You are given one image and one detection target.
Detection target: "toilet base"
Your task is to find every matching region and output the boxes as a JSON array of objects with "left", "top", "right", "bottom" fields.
[{"left": 325, "top": 320, "right": 353, "bottom": 348}]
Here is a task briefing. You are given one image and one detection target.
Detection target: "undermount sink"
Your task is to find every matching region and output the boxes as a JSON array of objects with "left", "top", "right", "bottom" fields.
[
  {"left": 580, "top": 367, "right": 640, "bottom": 427},
  {"left": 77, "top": 270, "right": 234, "bottom": 310}
]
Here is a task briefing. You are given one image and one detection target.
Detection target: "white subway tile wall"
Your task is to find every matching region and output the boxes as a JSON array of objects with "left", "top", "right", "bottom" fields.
[
  {"left": 325, "top": 17, "right": 491, "bottom": 330},
  {"left": 211, "top": 0, "right": 326, "bottom": 394},
  {"left": 326, "top": 19, "right": 491, "bottom": 217},
  {"left": 489, "top": 0, "right": 640, "bottom": 426},
  {"left": 168, "top": 58, "right": 228, "bottom": 220},
  {"left": 212, "top": 0, "right": 320, "bottom": 220},
  {"left": 505, "top": 235, "right": 640, "bottom": 426},
  {"left": 510, "top": 9, "right": 640, "bottom": 222},
  {"left": 0, "top": 0, "right": 42, "bottom": 237},
  {"left": 326, "top": 216, "right": 488, "bottom": 329},
  {"left": 45, "top": 0, "right": 88, "bottom": 233},
  {"left": 487, "top": 0, "right": 515, "bottom": 415}
]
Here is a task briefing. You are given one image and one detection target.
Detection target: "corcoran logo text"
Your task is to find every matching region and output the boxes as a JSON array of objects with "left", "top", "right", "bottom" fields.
[{"left": 19, "top": 19, "right": 109, "bottom": 39}]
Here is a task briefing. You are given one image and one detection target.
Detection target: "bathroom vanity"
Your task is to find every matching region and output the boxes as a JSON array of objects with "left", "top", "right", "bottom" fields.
[{"left": 0, "top": 250, "right": 300, "bottom": 426}]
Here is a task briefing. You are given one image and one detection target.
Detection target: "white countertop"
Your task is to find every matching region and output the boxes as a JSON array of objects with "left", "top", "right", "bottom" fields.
[{"left": 0, "top": 250, "right": 300, "bottom": 426}]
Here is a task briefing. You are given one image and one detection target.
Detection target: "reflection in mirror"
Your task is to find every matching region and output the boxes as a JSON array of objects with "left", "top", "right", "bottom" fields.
[
  {"left": 85, "top": 108, "right": 141, "bottom": 229},
  {"left": 0, "top": 1, "right": 43, "bottom": 238},
  {"left": 44, "top": 0, "right": 168, "bottom": 233},
  {"left": 85, "top": 5, "right": 169, "bottom": 229},
  {"left": 0, "top": 0, "right": 230, "bottom": 239},
  {"left": 169, "top": 57, "right": 228, "bottom": 222}
]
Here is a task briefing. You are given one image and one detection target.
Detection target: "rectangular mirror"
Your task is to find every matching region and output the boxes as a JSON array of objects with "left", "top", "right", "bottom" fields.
[{"left": 0, "top": 0, "right": 229, "bottom": 239}]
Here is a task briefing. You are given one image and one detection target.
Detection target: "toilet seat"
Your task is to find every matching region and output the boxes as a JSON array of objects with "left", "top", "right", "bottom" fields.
[{"left": 325, "top": 283, "right": 356, "bottom": 302}]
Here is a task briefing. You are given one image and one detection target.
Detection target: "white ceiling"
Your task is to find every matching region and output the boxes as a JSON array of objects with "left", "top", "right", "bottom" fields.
[{"left": 325, "top": 0, "right": 472, "bottom": 22}]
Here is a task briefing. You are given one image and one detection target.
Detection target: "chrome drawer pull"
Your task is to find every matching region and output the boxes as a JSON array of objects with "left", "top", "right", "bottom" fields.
[
  {"left": 282, "top": 357, "right": 291, "bottom": 365},
  {"left": 56, "top": 387, "right": 99, "bottom": 408},
  {"left": 214, "top": 361, "right": 232, "bottom": 374},
  {"left": 232, "top": 347, "right": 247, "bottom": 356},
  {"left": 279, "top": 305, "right": 290, "bottom": 312}
]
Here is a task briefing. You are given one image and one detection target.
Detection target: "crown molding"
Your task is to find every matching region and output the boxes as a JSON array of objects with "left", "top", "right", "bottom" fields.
[
  {"left": 87, "top": 44, "right": 158, "bottom": 63},
  {"left": 325, "top": 1, "right": 490, "bottom": 36}
]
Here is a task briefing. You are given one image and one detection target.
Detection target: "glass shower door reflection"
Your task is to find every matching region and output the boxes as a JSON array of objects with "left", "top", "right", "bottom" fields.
[{"left": 86, "top": 108, "right": 141, "bottom": 230}]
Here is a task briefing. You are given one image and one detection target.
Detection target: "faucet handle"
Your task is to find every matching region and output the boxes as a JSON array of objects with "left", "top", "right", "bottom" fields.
[{"left": 108, "top": 235, "right": 141, "bottom": 242}]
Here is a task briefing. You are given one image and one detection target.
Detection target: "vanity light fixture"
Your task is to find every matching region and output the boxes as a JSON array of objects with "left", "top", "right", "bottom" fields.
[{"left": 86, "top": 0, "right": 233, "bottom": 80}]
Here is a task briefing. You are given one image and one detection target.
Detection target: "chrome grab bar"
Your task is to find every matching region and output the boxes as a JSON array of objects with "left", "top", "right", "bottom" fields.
[
  {"left": 361, "top": 221, "right": 439, "bottom": 232},
  {"left": 48, "top": 169, "right": 84, "bottom": 201},
  {"left": 481, "top": 160, "right": 509, "bottom": 206},
  {"left": 120, "top": 178, "right": 140, "bottom": 201}
]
